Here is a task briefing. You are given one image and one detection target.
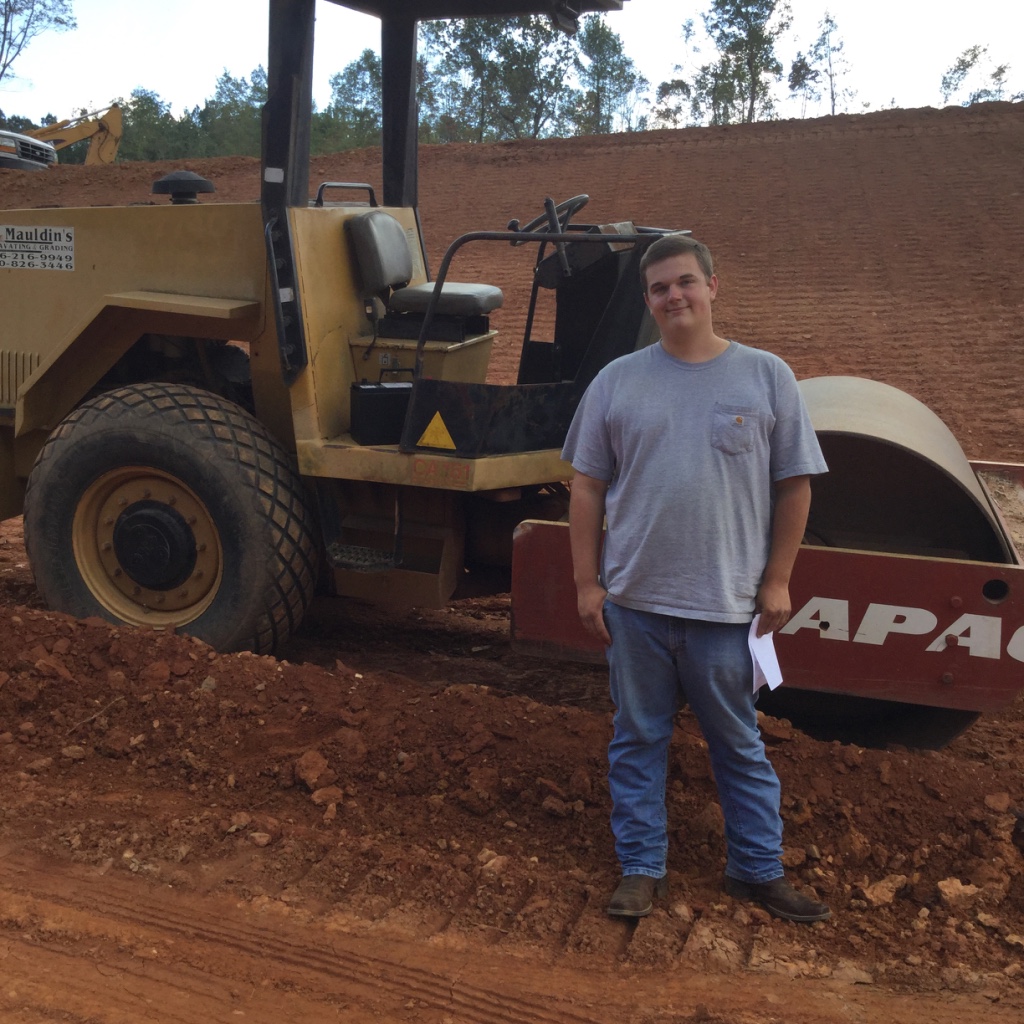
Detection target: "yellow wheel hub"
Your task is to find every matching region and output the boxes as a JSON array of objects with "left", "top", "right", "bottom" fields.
[{"left": 72, "top": 467, "right": 223, "bottom": 627}]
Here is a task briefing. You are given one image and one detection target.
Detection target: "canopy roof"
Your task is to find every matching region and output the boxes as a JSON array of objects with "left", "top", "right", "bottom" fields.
[{"left": 327, "top": 1, "right": 625, "bottom": 21}]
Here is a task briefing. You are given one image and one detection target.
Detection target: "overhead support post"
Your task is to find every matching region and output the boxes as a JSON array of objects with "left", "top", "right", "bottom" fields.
[
  {"left": 262, "top": 0, "right": 316, "bottom": 384},
  {"left": 381, "top": 15, "right": 419, "bottom": 209},
  {"left": 263, "top": 0, "right": 315, "bottom": 209}
]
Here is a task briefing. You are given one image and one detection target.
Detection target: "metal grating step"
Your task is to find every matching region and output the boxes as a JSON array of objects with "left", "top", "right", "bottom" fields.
[{"left": 326, "top": 542, "right": 398, "bottom": 573}]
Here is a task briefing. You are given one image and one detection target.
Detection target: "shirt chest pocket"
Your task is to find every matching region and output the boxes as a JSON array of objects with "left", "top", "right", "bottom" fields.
[{"left": 711, "top": 404, "right": 759, "bottom": 454}]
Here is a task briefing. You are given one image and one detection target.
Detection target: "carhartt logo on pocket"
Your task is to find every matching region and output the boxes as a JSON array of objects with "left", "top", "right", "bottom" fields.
[{"left": 711, "top": 404, "right": 756, "bottom": 454}]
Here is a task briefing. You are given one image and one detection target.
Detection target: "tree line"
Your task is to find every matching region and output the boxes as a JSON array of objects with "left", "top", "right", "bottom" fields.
[
  {"left": 0, "top": 9, "right": 651, "bottom": 162},
  {"left": 1, "top": 1, "right": 1020, "bottom": 164}
]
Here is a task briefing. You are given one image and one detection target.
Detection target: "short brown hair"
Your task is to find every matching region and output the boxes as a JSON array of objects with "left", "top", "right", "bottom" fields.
[{"left": 640, "top": 233, "right": 714, "bottom": 290}]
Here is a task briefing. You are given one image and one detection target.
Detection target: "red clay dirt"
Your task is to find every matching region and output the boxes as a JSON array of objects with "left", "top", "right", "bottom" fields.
[{"left": 2, "top": 104, "right": 1024, "bottom": 1023}]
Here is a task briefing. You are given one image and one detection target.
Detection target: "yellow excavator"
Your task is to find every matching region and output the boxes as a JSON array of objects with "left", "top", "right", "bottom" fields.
[{"left": 26, "top": 104, "right": 122, "bottom": 165}]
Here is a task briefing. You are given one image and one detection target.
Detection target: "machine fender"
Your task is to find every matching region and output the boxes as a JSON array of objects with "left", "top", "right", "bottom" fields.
[{"left": 15, "top": 291, "right": 261, "bottom": 437}]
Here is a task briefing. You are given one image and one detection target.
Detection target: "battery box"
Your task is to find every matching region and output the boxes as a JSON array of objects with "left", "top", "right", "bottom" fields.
[{"left": 350, "top": 380, "right": 413, "bottom": 445}]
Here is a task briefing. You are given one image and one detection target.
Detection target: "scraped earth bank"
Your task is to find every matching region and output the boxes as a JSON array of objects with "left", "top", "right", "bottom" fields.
[{"left": 2, "top": 103, "right": 1024, "bottom": 1021}]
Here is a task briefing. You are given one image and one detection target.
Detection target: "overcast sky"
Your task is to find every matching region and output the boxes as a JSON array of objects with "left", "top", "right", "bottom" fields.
[{"left": 2, "top": 1, "right": 1021, "bottom": 124}]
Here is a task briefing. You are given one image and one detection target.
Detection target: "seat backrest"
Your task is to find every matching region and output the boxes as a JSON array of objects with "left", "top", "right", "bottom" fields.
[{"left": 347, "top": 210, "right": 413, "bottom": 297}]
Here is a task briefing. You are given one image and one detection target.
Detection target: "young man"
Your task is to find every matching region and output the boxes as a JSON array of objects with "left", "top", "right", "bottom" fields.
[{"left": 562, "top": 233, "right": 830, "bottom": 923}]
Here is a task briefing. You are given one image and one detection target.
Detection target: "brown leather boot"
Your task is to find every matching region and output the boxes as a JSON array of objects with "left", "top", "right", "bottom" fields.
[
  {"left": 607, "top": 874, "right": 669, "bottom": 918},
  {"left": 724, "top": 875, "right": 830, "bottom": 923}
]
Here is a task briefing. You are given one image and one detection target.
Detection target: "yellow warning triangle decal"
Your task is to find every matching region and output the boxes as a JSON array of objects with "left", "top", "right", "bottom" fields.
[{"left": 417, "top": 411, "right": 457, "bottom": 449}]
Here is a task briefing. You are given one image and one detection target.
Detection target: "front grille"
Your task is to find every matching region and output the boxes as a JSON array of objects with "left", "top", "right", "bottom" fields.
[{"left": 16, "top": 138, "right": 57, "bottom": 166}]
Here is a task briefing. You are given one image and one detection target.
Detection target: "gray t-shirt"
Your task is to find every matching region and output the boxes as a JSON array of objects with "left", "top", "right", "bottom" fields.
[{"left": 562, "top": 341, "right": 828, "bottom": 623}]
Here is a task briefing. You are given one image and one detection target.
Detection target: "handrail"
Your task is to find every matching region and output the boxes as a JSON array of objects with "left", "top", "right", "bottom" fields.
[
  {"left": 411, "top": 226, "right": 678, "bottom": 379},
  {"left": 314, "top": 181, "right": 378, "bottom": 207}
]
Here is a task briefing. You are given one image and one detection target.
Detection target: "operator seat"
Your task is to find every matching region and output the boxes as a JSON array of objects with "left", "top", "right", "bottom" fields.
[{"left": 346, "top": 210, "right": 503, "bottom": 337}]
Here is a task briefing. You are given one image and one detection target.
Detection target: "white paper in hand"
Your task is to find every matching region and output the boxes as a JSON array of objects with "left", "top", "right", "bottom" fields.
[{"left": 748, "top": 615, "right": 783, "bottom": 693}]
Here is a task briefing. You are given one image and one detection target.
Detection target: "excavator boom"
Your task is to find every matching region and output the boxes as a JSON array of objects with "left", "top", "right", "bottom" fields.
[{"left": 26, "top": 105, "right": 123, "bottom": 165}]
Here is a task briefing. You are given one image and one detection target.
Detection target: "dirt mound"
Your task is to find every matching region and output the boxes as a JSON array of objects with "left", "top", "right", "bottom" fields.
[
  {"left": 2, "top": 514, "right": 1024, "bottom": 1005},
  {"left": 3, "top": 105, "right": 1024, "bottom": 1020}
]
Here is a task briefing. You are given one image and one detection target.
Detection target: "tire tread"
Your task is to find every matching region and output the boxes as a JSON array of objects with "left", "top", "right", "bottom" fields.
[{"left": 26, "top": 382, "right": 319, "bottom": 654}]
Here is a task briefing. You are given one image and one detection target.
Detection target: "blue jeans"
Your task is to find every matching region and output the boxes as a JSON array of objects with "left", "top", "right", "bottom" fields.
[{"left": 603, "top": 601, "right": 783, "bottom": 884}]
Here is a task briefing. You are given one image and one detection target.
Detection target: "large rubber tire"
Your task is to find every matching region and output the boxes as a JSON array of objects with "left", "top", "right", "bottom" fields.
[{"left": 23, "top": 382, "right": 319, "bottom": 655}]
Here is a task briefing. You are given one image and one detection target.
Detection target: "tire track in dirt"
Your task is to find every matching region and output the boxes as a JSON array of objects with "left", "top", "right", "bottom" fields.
[
  {"left": 0, "top": 939, "right": 254, "bottom": 1024},
  {"left": 4, "top": 851, "right": 1022, "bottom": 1024},
  {"left": 0, "top": 853, "right": 613, "bottom": 1024}
]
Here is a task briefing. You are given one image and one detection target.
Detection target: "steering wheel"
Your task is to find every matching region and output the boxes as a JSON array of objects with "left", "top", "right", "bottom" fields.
[{"left": 508, "top": 194, "right": 590, "bottom": 243}]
